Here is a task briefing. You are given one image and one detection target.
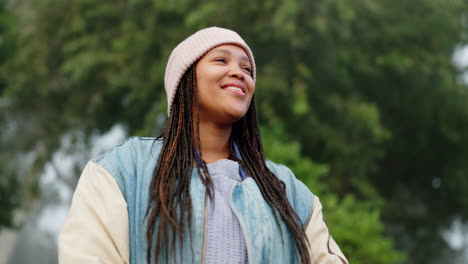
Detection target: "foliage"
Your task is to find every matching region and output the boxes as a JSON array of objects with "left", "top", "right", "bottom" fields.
[
  {"left": 0, "top": 164, "right": 19, "bottom": 228},
  {"left": 0, "top": 0, "right": 21, "bottom": 228},
  {"left": 1, "top": 0, "right": 468, "bottom": 262}
]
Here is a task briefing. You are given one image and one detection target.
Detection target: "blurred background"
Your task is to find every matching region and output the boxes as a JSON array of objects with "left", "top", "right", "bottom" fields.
[{"left": 1, "top": 0, "right": 468, "bottom": 263}]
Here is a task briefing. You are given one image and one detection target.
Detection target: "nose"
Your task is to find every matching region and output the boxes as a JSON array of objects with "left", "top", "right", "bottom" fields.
[{"left": 228, "top": 64, "right": 245, "bottom": 80}]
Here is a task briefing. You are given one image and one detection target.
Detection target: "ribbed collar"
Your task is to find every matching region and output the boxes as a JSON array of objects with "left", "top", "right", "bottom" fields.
[{"left": 196, "top": 140, "right": 248, "bottom": 180}]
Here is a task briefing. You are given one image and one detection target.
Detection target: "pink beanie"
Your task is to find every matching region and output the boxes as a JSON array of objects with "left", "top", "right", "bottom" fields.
[{"left": 164, "top": 27, "right": 256, "bottom": 116}]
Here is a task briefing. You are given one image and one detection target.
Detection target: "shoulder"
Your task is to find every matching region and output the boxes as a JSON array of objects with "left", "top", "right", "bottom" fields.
[
  {"left": 91, "top": 136, "right": 163, "bottom": 196},
  {"left": 265, "top": 159, "right": 316, "bottom": 225},
  {"left": 264, "top": 159, "right": 311, "bottom": 194},
  {"left": 93, "top": 136, "right": 161, "bottom": 159},
  {"left": 92, "top": 136, "right": 162, "bottom": 166}
]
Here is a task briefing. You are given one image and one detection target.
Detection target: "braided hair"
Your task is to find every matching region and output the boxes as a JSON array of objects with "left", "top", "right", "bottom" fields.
[{"left": 146, "top": 65, "right": 311, "bottom": 263}]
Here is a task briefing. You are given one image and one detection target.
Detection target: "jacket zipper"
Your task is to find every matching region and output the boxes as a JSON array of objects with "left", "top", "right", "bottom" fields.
[
  {"left": 200, "top": 189, "right": 208, "bottom": 263},
  {"left": 229, "top": 183, "right": 252, "bottom": 264}
]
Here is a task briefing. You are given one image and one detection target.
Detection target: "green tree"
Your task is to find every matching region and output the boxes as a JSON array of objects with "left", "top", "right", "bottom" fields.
[
  {"left": 277, "top": 1, "right": 468, "bottom": 262},
  {"left": 2, "top": 0, "right": 468, "bottom": 262},
  {"left": 0, "top": 0, "right": 21, "bottom": 229}
]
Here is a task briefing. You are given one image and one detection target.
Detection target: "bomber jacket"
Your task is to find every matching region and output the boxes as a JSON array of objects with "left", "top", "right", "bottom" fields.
[{"left": 59, "top": 137, "right": 348, "bottom": 264}]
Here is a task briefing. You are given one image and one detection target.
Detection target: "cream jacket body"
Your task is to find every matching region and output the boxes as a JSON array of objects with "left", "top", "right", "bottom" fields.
[{"left": 59, "top": 137, "right": 348, "bottom": 263}]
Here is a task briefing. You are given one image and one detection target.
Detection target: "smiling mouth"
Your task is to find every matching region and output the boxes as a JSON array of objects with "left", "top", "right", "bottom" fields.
[{"left": 224, "top": 86, "right": 246, "bottom": 96}]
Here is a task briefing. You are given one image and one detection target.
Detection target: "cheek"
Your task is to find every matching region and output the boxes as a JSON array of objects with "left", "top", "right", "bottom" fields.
[
  {"left": 196, "top": 68, "right": 221, "bottom": 91},
  {"left": 248, "top": 79, "right": 256, "bottom": 95},
  {"left": 195, "top": 72, "right": 220, "bottom": 107}
]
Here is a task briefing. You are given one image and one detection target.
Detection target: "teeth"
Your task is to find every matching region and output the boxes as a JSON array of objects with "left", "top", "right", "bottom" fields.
[{"left": 226, "top": 86, "right": 244, "bottom": 93}]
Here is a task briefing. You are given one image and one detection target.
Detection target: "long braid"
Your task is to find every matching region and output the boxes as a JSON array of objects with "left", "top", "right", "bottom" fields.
[
  {"left": 233, "top": 101, "right": 311, "bottom": 264},
  {"left": 193, "top": 66, "right": 214, "bottom": 198},
  {"left": 146, "top": 66, "right": 311, "bottom": 263},
  {"left": 146, "top": 65, "right": 206, "bottom": 263}
]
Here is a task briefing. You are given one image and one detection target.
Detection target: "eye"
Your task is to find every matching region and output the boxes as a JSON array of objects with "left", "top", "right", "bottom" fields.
[
  {"left": 242, "top": 66, "right": 252, "bottom": 73},
  {"left": 214, "top": 57, "right": 227, "bottom": 63}
]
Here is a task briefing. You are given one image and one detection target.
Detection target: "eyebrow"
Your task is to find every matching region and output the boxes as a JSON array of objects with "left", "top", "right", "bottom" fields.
[{"left": 209, "top": 48, "right": 251, "bottom": 64}]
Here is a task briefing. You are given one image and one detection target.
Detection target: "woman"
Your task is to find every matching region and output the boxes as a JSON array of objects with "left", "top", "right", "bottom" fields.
[{"left": 59, "top": 27, "right": 348, "bottom": 264}]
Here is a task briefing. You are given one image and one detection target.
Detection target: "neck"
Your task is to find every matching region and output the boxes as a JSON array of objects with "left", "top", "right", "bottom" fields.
[{"left": 197, "top": 121, "right": 232, "bottom": 164}]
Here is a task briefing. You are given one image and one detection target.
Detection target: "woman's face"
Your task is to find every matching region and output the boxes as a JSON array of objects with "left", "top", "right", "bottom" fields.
[{"left": 195, "top": 44, "right": 255, "bottom": 125}]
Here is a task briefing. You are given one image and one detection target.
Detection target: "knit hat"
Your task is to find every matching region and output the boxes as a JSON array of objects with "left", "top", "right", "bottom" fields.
[{"left": 164, "top": 27, "right": 256, "bottom": 116}]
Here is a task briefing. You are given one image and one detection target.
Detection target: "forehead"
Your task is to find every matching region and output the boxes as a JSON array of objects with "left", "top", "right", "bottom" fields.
[{"left": 204, "top": 44, "right": 251, "bottom": 64}]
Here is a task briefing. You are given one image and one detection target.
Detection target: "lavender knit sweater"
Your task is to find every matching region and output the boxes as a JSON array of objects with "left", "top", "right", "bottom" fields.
[{"left": 205, "top": 159, "right": 248, "bottom": 264}]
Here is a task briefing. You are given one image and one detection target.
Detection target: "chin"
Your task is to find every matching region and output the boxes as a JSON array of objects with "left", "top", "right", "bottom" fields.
[{"left": 224, "top": 108, "right": 248, "bottom": 122}]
